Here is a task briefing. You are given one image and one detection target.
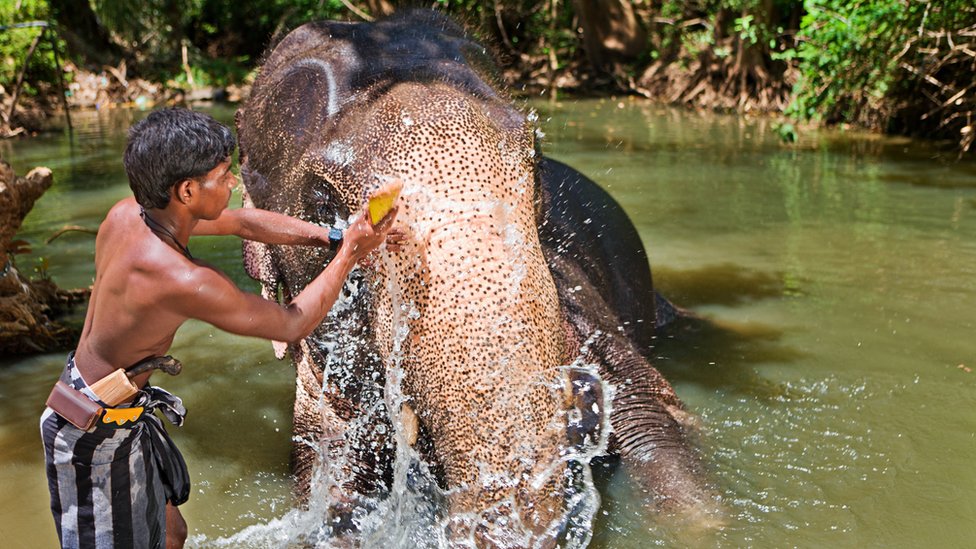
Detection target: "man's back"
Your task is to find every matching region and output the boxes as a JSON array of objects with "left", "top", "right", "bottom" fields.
[{"left": 74, "top": 197, "right": 192, "bottom": 386}]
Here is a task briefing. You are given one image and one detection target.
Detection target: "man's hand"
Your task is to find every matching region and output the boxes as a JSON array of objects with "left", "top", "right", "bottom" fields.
[{"left": 342, "top": 207, "right": 402, "bottom": 262}]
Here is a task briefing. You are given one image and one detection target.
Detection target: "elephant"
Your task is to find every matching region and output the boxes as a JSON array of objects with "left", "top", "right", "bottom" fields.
[{"left": 236, "top": 9, "right": 712, "bottom": 546}]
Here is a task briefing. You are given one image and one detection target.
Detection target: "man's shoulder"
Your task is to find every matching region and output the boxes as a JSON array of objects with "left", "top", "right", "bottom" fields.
[
  {"left": 104, "top": 197, "right": 140, "bottom": 222},
  {"left": 111, "top": 250, "right": 232, "bottom": 320},
  {"left": 95, "top": 198, "right": 142, "bottom": 239},
  {"left": 96, "top": 199, "right": 217, "bottom": 294}
]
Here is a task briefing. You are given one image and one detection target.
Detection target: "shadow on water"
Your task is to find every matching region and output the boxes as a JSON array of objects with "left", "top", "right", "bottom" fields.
[
  {"left": 652, "top": 316, "right": 807, "bottom": 402},
  {"left": 647, "top": 263, "right": 808, "bottom": 402},
  {"left": 876, "top": 168, "right": 976, "bottom": 189},
  {"left": 653, "top": 263, "right": 797, "bottom": 306}
]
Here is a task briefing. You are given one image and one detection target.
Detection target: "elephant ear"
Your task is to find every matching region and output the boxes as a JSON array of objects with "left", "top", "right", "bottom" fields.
[
  {"left": 240, "top": 188, "right": 289, "bottom": 360},
  {"left": 240, "top": 50, "right": 350, "bottom": 204},
  {"left": 264, "top": 58, "right": 344, "bottom": 156}
]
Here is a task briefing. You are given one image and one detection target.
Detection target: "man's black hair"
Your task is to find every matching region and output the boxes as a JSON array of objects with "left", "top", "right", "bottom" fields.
[{"left": 123, "top": 108, "right": 236, "bottom": 209}]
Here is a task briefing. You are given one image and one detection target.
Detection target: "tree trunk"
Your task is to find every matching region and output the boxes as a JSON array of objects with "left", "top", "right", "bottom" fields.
[
  {"left": 5, "top": 28, "right": 45, "bottom": 126},
  {"left": 574, "top": 0, "right": 647, "bottom": 73},
  {"left": 722, "top": 0, "right": 776, "bottom": 107},
  {"left": 48, "top": 0, "right": 124, "bottom": 68},
  {"left": 165, "top": 0, "right": 185, "bottom": 66}
]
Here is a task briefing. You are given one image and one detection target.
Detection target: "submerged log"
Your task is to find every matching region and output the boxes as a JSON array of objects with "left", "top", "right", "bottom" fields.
[{"left": 0, "top": 156, "right": 89, "bottom": 355}]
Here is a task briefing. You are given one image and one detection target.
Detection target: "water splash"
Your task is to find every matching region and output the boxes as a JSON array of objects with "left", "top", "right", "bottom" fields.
[{"left": 190, "top": 216, "right": 615, "bottom": 549}]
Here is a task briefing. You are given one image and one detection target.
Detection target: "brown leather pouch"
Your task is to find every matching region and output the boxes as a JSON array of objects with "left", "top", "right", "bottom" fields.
[{"left": 46, "top": 380, "right": 103, "bottom": 431}]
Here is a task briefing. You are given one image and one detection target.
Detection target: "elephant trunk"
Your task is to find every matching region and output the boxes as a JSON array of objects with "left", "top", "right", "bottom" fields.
[
  {"left": 552, "top": 255, "right": 713, "bottom": 512},
  {"left": 610, "top": 361, "right": 709, "bottom": 509},
  {"left": 373, "top": 216, "right": 578, "bottom": 540}
]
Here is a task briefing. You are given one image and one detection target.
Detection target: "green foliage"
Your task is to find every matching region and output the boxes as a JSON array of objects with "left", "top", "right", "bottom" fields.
[
  {"left": 789, "top": 0, "right": 911, "bottom": 124},
  {"left": 439, "top": 0, "right": 579, "bottom": 64},
  {"left": 188, "top": 0, "right": 349, "bottom": 61},
  {"left": 91, "top": 0, "right": 348, "bottom": 85},
  {"left": 653, "top": 0, "right": 790, "bottom": 59},
  {"left": 790, "top": 0, "right": 976, "bottom": 149},
  {"left": 33, "top": 256, "right": 51, "bottom": 281},
  {"left": 773, "top": 120, "right": 798, "bottom": 143},
  {"left": 680, "top": 28, "right": 715, "bottom": 60},
  {"left": 734, "top": 14, "right": 759, "bottom": 44},
  {"left": 0, "top": 0, "right": 66, "bottom": 95}
]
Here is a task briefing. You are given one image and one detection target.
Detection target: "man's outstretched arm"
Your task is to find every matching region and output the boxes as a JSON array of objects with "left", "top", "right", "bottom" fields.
[
  {"left": 178, "top": 210, "right": 398, "bottom": 342},
  {"left": 192, "top": 207, "right": 331, "bottom": 246}
]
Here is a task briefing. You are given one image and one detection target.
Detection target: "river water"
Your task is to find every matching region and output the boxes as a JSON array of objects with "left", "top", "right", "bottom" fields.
[{"left": 1, "top": 99, "right": 974, "bottom": 548}]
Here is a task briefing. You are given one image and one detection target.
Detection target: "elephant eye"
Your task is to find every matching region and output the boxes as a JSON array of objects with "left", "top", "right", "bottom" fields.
[
  {"left": 309, "top": 181, "right": 345, "bottom": 225},
  {"left": 315, "top": 202, "right": 329, "bottom": 222},
  {"left": 312, "top": 193, "right": 333, "bottom": 222},
  {"left": 311, "top": 188, "right": 328, "bottom": 204}
]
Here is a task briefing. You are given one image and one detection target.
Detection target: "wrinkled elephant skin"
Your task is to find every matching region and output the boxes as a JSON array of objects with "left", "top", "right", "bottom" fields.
[{"left": 237, "top": 9, "right": 711, "bottom": 546}]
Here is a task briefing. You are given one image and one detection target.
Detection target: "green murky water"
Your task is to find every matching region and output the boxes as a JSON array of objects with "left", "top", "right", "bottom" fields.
[{"left": 1, "top": 100, "right": 974, "bottom": 548}]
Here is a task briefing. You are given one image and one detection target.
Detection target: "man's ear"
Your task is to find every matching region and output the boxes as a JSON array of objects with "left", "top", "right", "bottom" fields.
[{"left": 174, "top": 179, "right": 196, "bottom": 205}]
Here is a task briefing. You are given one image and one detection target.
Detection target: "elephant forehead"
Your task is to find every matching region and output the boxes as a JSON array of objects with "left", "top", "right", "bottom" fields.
[
  {"left": 377, "top": 86, "right": 531, "bottom": 171},
  {"left": 360, "top": 90, "right": 558, "bottom": 333},
  {"left": 334, "top": 85, "right": 529, "bottom": 181},
  {"left": 372, "top": 91, "right": 534, "bottom": 231}
]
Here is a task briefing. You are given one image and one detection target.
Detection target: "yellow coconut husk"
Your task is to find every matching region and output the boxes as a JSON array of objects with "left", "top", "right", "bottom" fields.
[{"left": 367, "top": 179, "right": 403, "bottom": 225}]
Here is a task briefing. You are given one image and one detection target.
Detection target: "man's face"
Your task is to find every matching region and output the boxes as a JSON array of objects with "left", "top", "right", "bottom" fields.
[{"left": 195, "top": 158, "right": 237, "bottom": 219}]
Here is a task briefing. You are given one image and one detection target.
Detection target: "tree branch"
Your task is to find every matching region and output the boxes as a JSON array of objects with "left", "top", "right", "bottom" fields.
[{"left": 339, "top": 0, "right": 374, "bottom": 22}]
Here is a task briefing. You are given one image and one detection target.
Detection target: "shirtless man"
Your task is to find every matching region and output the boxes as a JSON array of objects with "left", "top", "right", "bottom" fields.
[{"left": 40, "top": 108, "right": 402, "bottom": 549}]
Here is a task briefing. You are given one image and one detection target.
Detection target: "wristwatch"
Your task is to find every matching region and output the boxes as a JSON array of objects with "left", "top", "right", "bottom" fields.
[{"left": 328, "top": 226, "right": 344, "bottom": 251}]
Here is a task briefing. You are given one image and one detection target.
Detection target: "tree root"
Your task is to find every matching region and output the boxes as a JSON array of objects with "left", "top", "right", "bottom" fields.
[{"left": 1, "top": 155, "right": 88, "bottom": 356}]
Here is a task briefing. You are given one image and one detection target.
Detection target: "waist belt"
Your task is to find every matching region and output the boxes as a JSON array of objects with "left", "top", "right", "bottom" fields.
[
  {"left": 46, "top": 380, "right": 145, "bottom": 430},
  {"left": 46, "top": 353, "right": 187, "bottom": 432}
]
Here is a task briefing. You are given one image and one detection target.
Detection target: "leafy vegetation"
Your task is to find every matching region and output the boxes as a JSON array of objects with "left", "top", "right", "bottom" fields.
[
  {"left": 1, "top": 0, "right": 973, "bottom": 152},
  {"left": 0, "top": 0, "right": 65, "bottom": 98},
  {"left": 791, "top": 0, "right": 975, "bottom": 152}
]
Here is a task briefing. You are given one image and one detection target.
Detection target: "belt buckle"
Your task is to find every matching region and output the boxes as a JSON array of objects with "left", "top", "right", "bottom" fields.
[{"left": 102, "top": 406, "right": 144, "bottom": 426}]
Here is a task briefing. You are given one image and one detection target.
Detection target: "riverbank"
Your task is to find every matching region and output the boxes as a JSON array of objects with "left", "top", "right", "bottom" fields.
[
  {"left": 1, "top": 61, "right": 249, "bottom": 137},
  {"left": 0, "top": 56, "right": 812, "bottom": 147},
  {"left": 3, "top": 56, "right": 967, "bottom": 160}
]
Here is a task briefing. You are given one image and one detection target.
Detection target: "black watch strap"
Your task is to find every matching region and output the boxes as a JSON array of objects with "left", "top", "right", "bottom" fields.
[{"left": 328, "top": 226, "right": 344, "bottom": 251}]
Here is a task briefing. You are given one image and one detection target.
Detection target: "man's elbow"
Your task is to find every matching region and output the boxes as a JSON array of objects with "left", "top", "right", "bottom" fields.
[{"left": 278, "top": 314, "right": 318, "bottom": 344}]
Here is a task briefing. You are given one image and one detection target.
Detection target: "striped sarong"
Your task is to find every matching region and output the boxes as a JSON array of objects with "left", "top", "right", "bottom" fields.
[{"left": 40, "top": 353, "right": 190, "bottom": 549}]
